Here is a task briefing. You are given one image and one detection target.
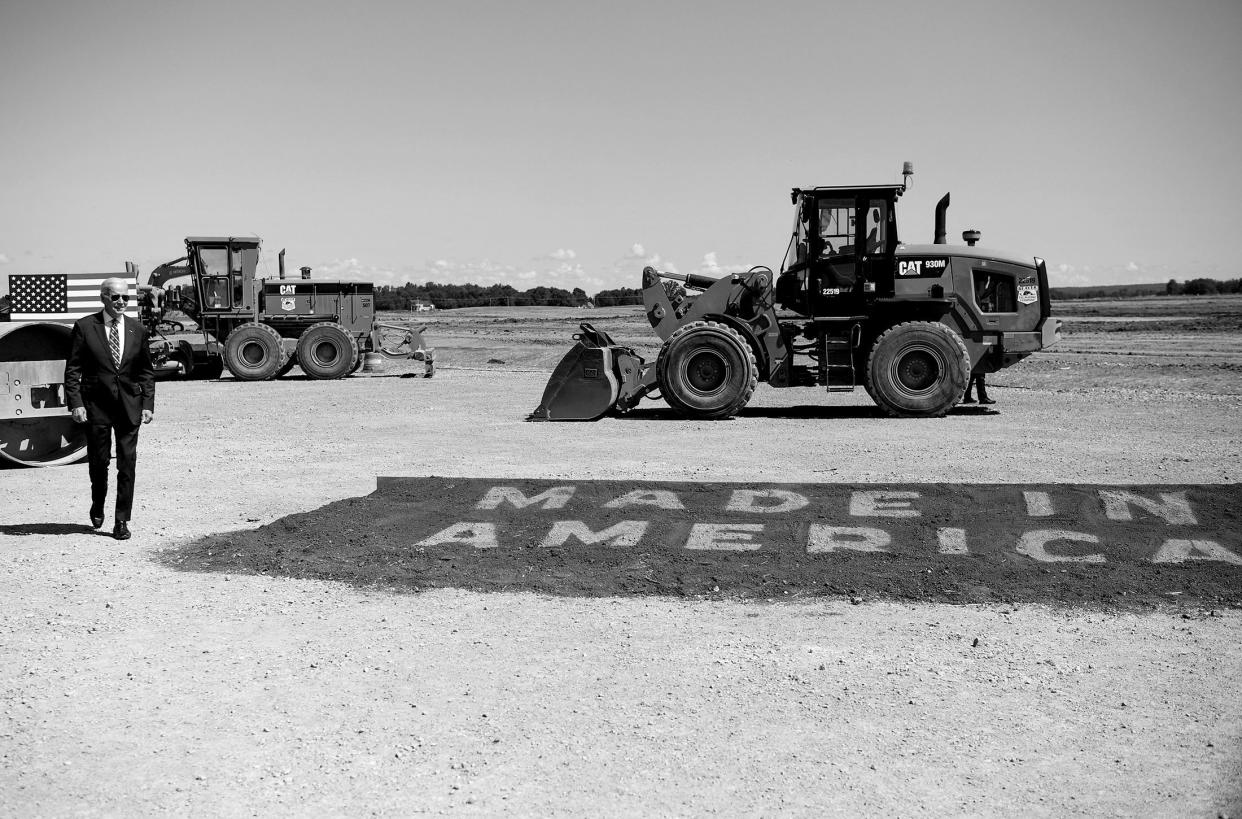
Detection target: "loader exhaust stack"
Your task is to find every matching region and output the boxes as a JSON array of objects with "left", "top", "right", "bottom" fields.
[{"left": 934, "top": 193, "right": 950, "bottom": 244}]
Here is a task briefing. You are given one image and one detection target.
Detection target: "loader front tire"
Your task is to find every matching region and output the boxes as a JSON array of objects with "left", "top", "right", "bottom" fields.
[
  {"left": 865, "top": 321, "right": 970, "bottom": 417},
  {"left": 223, "top": 323, "right": 286, "bottom": 381},
  {"left": 296, "top": 322, "right": 359, "bottom": 380},
  {"left": 656, "top": 320, "right": 758, "bottom": 419}
]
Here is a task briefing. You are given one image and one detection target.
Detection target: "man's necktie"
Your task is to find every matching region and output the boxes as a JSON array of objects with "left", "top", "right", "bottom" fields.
[{"left": 109, "top": 319, "right": 121, "bottom": 367}]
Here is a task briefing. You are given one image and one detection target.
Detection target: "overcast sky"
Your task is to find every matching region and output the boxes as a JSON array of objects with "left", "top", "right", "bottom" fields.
[{"left": 2, "top": 0, "right": 1239, "bottom": 292}]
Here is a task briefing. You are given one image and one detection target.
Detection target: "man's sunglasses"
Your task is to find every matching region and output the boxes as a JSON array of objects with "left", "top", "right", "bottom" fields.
[{"left": 106, "top": 294, "right": 129, "bottom": 303}]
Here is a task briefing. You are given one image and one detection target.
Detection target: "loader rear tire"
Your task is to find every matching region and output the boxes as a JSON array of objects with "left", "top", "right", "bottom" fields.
[
  {"left": 296, "top": 322, "right": 358, "bottom": 380},
  {"left": 223, "top": 323, "right": 287, "bottom": 381},
  {"left": 865, "top": 321, "right": 970, "bottom": 417},
  {"left": 656, "top": 320, "right": 757, "bottom": 419}
]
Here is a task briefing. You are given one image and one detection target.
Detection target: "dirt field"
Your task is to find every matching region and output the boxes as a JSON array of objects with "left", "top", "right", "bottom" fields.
[{"left": 2, "top": 296, "right": 1240, "bottom": 816}]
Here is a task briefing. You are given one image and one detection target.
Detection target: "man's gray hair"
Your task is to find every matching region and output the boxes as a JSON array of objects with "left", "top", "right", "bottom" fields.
[{"left": 100, "top": 277, "right": 129, "bottom": 295}]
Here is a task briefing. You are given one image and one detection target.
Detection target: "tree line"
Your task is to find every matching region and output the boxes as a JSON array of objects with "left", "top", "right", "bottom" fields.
[
  {"left": 374, "top": 282, "right": 644, "bottom": 310},
  {"left": 378, "top": 276, "right": 1241, "bottom": 310},
  {"left": 1049, "top": 278, "right": 1240, "bottom": 300}
]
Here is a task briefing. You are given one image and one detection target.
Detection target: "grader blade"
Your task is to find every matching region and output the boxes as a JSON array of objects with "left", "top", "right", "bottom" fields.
[{"left": 528, "top": 323, "right": 633, "bottom": 421}]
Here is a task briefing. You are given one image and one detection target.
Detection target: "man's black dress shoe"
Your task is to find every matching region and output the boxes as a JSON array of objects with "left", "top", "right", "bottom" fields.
[
  {"left": 979, "top": 397, "right": 997, "bottom": 405},
  {"left": 113, "top": 521, "right": 131, "bottom": 540},
  {"left": 91, "top": 513, "right": 105, "bottom": 529}
]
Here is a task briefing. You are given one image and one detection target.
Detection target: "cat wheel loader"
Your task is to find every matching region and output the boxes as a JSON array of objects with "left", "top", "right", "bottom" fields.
[{"left": 530, "top": 163, "right": 1060, "bottom": 421}]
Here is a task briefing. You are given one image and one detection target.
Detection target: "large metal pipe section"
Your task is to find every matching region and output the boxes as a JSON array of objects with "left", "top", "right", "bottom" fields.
[{"left": 0, "top": 322, "right": 87, "bottom": 467}]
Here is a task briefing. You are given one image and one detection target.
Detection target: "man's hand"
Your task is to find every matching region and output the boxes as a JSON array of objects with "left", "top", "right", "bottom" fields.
[
  {"left": 141, "top": 409, "right": 154, "bottom": 425},
  {"left": 71, "top": 408, "right": 87, "bottom": 424}
]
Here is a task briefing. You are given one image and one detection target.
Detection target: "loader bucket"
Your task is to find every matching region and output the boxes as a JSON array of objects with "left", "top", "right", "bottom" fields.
[
  {"left": 0, "top": 322, "right": 87, "bottom": 467},
  {"left": 528, "top": 323, "right": 624, "bottom": 421}
]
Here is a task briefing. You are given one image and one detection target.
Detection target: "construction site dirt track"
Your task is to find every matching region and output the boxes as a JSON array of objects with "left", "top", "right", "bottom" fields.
[{"left": 3, "top": 297, "right": 1241, "bottom": 816}]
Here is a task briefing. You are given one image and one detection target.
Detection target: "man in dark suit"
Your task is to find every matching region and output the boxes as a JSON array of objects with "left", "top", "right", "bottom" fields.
[{"left": 64, "top": 277, "right": 156, "bottom": 540}]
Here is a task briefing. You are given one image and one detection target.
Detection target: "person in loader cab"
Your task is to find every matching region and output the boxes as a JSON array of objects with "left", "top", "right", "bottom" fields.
[{"left": 64, "top": 277, "right": 156, "bottom": 540}]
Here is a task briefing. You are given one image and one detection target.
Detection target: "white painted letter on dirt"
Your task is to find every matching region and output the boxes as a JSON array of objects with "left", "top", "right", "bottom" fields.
[
  {"left": 1024, "top": 491, "right": 1054, "bottom": 517},
  {"left": 686, "top": 523, "right": 764, "bottom": 551},
  {"left": 1016, "top": 530, "right": 1104, "bottom": 563},
  {"left": 475, "top": 486, "right": 575, "bottom": 510},
  {"left": 807, "top": 526, "right": 891, "bottom": 553},
  {"left": 539, "top": 520, "right": 648, "bottom": 549},
  {"left": 416, "top": 523, "right": 499, "bottom": 550},
  {"left": 937, "top": 527, "right": 969, "bottom": 554},
  {"left": 604, "top": 490, "right": 685, "bottom": 510},
  {"left": 725, "top": 489, "right": 809, "bottom": 514},
  {"left": 1099, "top": 490, "right": 1196, "bottom": 525},
  {"left": 849, "top": 490, "right": 921, "bottom": 518},
  {"left": 1151, "top": 539, "right": 1242, "bottom": 565}
]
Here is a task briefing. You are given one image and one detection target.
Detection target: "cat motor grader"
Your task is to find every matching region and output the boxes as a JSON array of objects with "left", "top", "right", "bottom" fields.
[
  {"left": 134, "top": 236, "right": 434, "bottom": 380},
  {"left": 530, "top": 163, "right": 1060, "bottom": 421}
]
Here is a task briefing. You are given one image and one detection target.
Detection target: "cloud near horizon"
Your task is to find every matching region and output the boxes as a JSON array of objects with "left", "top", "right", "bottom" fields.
[
  {"left": 311, "top": 250, "right": 624, "bottom": 295},
  {"left": 1047, "top": 260, "right": 1190, "bottom": 288},
  {"left": 304, "top": 250, "right": 1199, "bottom": 295},
  {"left": 694, "top": 251, "right": 753, "bottom": 277}
]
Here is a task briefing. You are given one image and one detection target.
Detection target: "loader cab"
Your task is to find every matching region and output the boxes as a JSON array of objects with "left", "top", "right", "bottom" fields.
[
  {"left": 777, "top": 185, "right": 902, "bottom": 316},
  {"left": 186, "top": 236, "right": 261, "bottom": 313}
]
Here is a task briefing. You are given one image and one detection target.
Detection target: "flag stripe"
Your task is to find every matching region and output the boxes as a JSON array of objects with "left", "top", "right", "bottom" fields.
[{"left": 4, "top": 272, "right": 138, "bottom": 323}]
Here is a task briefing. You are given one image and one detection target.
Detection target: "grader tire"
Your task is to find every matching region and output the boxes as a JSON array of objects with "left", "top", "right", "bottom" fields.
[
  {"left": 296, "top": 322, "right": 358, "bottom": 380},
  {"left": 656, "top": 320, "right": 758, "bottom": 419},
  {"left": 223, "top": 323, "right": 286, "bottom": 381},
  {"left": 865, "top": 321, "right": 970, "bottom": 417}
]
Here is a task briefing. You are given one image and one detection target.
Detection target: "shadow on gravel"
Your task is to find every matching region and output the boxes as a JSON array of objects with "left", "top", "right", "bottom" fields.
[
  {"left": 616, "top": 405, "right": 999, "bottom": 420},
  {"left": 618, "top": 405, "right": 885, "bottom": 421},
  {"left": 1, "top": 522, "right": 98, "bottom": 536},
  {"left": 156, "top": 478, "right": 1242, "bottom": 611}
]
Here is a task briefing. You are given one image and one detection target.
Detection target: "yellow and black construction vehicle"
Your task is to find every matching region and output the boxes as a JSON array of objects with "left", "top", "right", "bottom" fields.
[
  {"left": 530, "top": 163, "right": 1060, "bottom": 421},
  {"left": 135, "top": 236, "right": 434, "bottom": 381},
  {"left": 0, "top": 237, "right": 434, "bottom": 466}
]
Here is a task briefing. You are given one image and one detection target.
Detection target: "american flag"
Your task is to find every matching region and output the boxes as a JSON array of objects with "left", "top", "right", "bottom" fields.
[{"left": 2, "top": 273, "right": 136, "bottom": 323}]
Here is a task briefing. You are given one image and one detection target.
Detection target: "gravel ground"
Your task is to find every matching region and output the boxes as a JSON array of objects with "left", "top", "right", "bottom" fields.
[{"left": 2, "top": 318, "right": 1241, "bottom": 816}]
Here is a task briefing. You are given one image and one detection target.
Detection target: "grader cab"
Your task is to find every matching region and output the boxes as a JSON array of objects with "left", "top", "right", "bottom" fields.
[{"left": 531, "top": 163, "right": 1060, "bottom": 421}]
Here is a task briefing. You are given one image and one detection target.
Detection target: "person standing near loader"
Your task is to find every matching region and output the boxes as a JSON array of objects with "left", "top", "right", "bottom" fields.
[
  {"left": 64, "top": 277, "right": 155, "bottom": 540},
  {"left": 962, "top": 373, "right": 995, "bottom": 405}
]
